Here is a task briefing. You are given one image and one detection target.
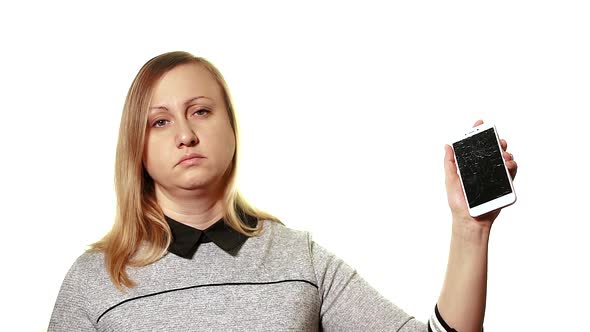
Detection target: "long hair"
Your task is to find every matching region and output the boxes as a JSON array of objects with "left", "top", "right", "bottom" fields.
[{"left": 89, "top": 51, "right": 281, "bottom": 291}]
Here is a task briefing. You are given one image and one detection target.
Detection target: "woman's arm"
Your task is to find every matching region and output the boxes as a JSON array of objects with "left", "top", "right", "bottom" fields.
[
  {"left": 436, "top": 120, "right": 518, "bottom": 332},
  {"left": 436, "top": 218, "right": 490, "bottom": 332}
]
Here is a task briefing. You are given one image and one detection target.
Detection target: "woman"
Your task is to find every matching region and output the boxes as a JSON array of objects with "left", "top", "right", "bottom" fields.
[{"left": 48, "top": 51, "right": 517, "bottom": 331}]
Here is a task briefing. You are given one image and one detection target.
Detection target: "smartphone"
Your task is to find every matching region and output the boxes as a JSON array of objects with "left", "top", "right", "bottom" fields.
[{"left": 451, "top": 123, "right": 516, "bottom": 217}]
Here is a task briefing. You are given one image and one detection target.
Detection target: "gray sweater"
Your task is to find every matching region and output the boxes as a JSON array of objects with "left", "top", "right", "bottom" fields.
[{"left": 48, "top": 219, "right": 451, "bottom": 331}]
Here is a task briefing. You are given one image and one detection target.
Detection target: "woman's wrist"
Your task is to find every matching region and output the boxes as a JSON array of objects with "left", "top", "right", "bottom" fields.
[{"left": 451, "top": 216, "right": 492, "bottom": 247}]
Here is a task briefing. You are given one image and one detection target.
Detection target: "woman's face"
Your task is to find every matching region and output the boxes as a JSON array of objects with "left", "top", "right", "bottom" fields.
[{"left": 143, "top": 63, "right": 236, "bottom": 194}]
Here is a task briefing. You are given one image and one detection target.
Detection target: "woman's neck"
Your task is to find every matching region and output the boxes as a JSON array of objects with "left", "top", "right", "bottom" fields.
[{"left": 154, "top": 185, "right": 225, "bottom": 230}]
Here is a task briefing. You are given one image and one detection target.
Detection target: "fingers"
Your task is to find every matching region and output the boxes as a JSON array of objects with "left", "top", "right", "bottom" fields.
[
  {"left": 506, "top": 160, "right": 518, "bottom": 179},
  {"left": 502, "top": 150, "right": 518, "bottom": 180},
  {"left": 502, "top": 151, "right": 514, "bottom": 161},
  {"left": 500, "top": 139, "right": 507, "bottom": 151},
  {"left": 473, "top": 119, "right": 484, "bottom": 127}
]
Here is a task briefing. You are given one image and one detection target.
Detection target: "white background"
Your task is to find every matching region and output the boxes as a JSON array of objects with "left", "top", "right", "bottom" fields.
[{"left": 1, "top": 1, "right": 588, "bottom": 331}]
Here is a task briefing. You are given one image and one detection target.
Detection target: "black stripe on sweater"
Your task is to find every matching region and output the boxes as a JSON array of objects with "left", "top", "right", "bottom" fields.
[{"left": 97, "top": 279, "right": 318, "bottom": 323}]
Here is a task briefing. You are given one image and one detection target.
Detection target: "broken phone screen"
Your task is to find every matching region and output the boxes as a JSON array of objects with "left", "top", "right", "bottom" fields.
[{"left": 452, "top": 128, "right": 513, "bottom": 208}]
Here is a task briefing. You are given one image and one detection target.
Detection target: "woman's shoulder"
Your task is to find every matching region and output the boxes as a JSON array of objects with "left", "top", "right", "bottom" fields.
[
  {"left": 258, "top": 219, "right": 313, "bottom": 247},
  {"left": 62, "top": 250, "right": 107, "bottom": 281},
  {"left": 260, "top": 218, "right": 307, "bottom": 235}
]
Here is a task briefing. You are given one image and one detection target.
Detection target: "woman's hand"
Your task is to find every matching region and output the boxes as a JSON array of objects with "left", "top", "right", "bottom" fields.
[
  {"left": 438, "top": 120, "right": 518, "bottom": 331},
  {"left": 443, "top": 120, "right": 518, "bottom": 235}
]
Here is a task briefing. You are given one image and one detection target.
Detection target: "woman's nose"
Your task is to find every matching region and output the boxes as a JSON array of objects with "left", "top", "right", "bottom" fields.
[{"left": 176, "top": 122, "right": 199, "bottom": 148}]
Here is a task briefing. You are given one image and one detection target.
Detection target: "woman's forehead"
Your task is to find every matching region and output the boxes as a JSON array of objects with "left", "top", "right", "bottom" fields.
[{"left": 150, "top": 63, "right": 221, "bottom": 106}]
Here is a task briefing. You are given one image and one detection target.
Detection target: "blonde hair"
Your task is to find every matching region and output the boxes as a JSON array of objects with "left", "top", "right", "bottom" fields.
[{"left": 89, "top": 51, "right": 281, "bottom": 291}]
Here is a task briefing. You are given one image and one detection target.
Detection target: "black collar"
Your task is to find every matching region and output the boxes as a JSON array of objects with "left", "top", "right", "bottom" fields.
[{"left": 164, "top": 213, "right": 258, "bottom": 259}]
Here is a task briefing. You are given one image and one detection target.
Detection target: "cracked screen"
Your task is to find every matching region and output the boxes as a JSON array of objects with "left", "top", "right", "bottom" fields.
[{"left": 453, "top": 128, "right": 512, "bottom": 208}]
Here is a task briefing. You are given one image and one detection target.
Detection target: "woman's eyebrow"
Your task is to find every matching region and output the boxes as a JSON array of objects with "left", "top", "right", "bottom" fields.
[{"left": 149, "top": 96, "right": 212, "bottom": 111}]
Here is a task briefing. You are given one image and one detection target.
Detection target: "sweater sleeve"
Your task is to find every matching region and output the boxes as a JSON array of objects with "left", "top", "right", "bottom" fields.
[
  {"left": 48, "top": 255, "right": 97, "bottom": 331},
  {"left": 309, "top": 234, "right": 461, "bottom": 332}
]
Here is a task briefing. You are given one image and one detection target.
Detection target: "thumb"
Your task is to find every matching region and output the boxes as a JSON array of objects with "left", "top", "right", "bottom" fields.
[{"left": 444, "top": 144, "right": 459, "bottom": 186}]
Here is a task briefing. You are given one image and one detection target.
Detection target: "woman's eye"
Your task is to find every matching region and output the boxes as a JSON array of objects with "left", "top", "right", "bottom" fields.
[
  {"left": 193, "top": 109, "right": 210, "bottom": 116},
  {"left": 151, "top": 110, "right": 208, "bottom": 128},
  {"left": 152, "top": 119, "right": 168, "bottom": 128}
]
